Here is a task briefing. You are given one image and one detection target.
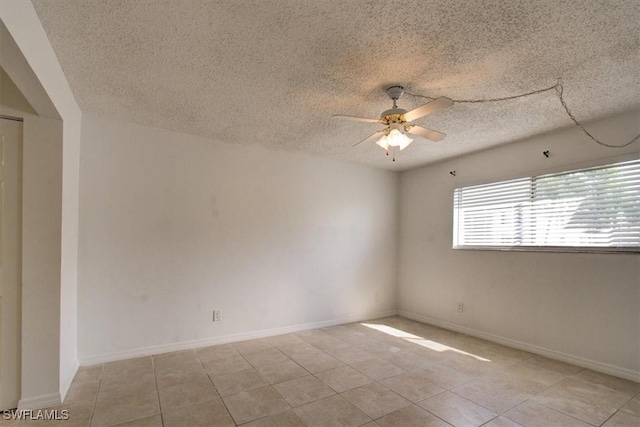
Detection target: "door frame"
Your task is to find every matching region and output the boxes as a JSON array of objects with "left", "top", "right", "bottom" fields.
[{"left": 0, "top": 115, "right": 23, "bottom": 411}]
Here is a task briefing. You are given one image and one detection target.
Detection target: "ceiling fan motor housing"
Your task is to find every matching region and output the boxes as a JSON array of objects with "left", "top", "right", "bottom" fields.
[
  {"left": 382, "top": 85, "right": 408, "bottom": 124},
  {"left": 380, "top": 109, "right": 408, "bottom": 125},
  {"left": 386, "top": 85, "right": 405, "bottom": 101}
]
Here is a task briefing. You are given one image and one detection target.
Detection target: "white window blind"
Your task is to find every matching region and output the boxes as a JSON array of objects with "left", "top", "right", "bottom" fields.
[{"left": 453, "top": 159, "right": 640, "bottom": 252}]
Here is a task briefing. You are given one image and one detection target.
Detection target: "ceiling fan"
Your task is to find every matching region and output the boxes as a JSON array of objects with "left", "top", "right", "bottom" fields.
[{"left": 334, "top": 86, "right": 453, "bottom": 161}]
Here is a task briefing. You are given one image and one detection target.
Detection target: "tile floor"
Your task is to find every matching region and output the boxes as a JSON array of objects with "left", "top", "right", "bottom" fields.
[{"left": 3, "top": 316, "right": 639, "bottom": 426}]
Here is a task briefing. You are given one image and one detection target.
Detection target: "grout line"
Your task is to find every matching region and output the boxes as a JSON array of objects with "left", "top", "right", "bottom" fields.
[
  {"left": 529, "top": 398, "right": 602, "bottom": 426},
  {"left": 86, "top": 364, "right": 104, "bottom": 427},
  {"left": 150, "top": 356, "right": 165, "bottom": 427},
  {"left": 197, "top": 346, "right": 250, "bottom": 426},
  {"left": 598, "top": 410, "right": 619, "bottom": 426}
]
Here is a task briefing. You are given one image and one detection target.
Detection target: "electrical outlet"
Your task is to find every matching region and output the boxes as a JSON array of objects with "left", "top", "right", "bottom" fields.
[
  {"left": 457, "top": 302, "right": 464, "bottom": 313},
  {"left": 213, "top": 310, "right": 222, "bottom": 322}
]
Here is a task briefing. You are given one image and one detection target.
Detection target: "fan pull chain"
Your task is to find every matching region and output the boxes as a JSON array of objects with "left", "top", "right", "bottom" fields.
[{"left": 406, "top": 80, "right": 640, "bottom": 149}]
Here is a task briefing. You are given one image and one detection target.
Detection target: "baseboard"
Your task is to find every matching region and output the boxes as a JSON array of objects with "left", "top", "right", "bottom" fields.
[
  {"left": 399, "top": 310, "right": 640, "bottom": 383},
  {"left": 79, "top": 309, "right": 398, "bottom": 366},
  {"left": 18, "top": 393, "right": 61, "bottom": 411},
  {"left": 59, "top": 359, "right": 79, "bottom": 402}
]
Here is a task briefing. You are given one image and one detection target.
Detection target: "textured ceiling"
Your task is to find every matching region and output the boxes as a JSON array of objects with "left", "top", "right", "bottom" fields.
[{"left": 32, "top": 0, "right": 639, "bottom": 171}]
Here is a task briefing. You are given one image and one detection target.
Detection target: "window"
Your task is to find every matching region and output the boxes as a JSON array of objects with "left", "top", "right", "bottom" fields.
[{"left": 453, "top": 159, "right": 640, "bottom": 252}]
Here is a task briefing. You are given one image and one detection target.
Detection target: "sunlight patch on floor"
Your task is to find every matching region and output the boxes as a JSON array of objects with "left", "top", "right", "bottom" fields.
[{"left": 361, "top": 322, "right": 491, "bottom": 362}]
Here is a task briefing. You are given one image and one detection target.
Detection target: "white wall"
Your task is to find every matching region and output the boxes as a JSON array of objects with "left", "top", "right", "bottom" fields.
[
  {"left": 399, "top": 110, "right": 640, "bottom": 380},
  {"left": 78, "top": 115, "right": 398, "bottom": 362}
]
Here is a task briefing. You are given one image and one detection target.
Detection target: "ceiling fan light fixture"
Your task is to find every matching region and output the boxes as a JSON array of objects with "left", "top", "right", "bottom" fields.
[
  {"left": 384, "top": 128, "right": 413, "bottom": 150},
  {"left": 376, "top": 136, "right": 390, "bottom": 150}
]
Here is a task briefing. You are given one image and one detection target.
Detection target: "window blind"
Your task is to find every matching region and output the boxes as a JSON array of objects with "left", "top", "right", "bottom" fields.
[{"left": 453, "top": 159, "right": 640, "bottom": 251}]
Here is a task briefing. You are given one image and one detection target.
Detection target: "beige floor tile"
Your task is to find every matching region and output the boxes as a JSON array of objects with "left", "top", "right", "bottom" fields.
[
  {"left": 375, "top": 405, "right": 449, "bottom": 427},
  {"left": 496, "top": 360, "right": 567, "bottom": 388},
  {"left": 438, "top": 352, "right": 500, "bottom": 377},
  {"left": 574, "top": 370, "right": 640, "bottom": 398},
  {"left": 322, "top": 326, "right": 378, "bottom": 346},
  {"left": 418, "top": 362, "right": 476, "bottom": 389},
  {"left": 522, "top": 355, "right": 583, "bottom": 376},
  {"left": 484, "top": 370, "right": 552, "bottom": 395},
  {"left": 64, "top": 381, "right": 100, "bottom": 408},
  {"left": 99, "top": 370, "right": 157, "bottom": 396},
  {"left": 476, "top": 343, "right": 532, "bottom": 361},
  {"left": 453, "top": 378, "right": 532, "bottom": 413},
  {"left": 278, "top": 342, "right": 319, "bottom": 358},
  {"left": 504, "top": 400, "right": 592, "bottom": 426},
  {"left": 266, "top": 333, "right": 305, "bottom": 347},
  {"left": 73, "top": 365, "right": 104, "bottom": 384},
  {"left": 155, "top": 365, "right": 210, "bottom": 389},
  {"left": 533, "top": 392, "right": 618, "bottom": 425},
  {"left": 203, "top": 353, "right": 251, "bottom": 376},
  {"left": 256, "top": 360, "right": 310, "bottom": 385},
  {"left": 381, "top": 352, "right": 437, "bottom": 373},
  {"left": 350, "top": 357, "right": 407, "bottom": 381},
  {"left": 162, "top": 399, "right": 234, "bottom": 427},
  {"left": 195, "top": 343, "right": 239, "bottom": 362},
  {"left": 357, "top": 341, "right": 407, "bottom": 359},
  {"left": 233, "top": 338, "right": 274, "bottom": 355},
  {"left": 295, "top": 329, "right": 331, "bottom": 340},
  {"left": 482, "top": 416, "right": 523, "bottom": 427},
  {"left": 274, "top": 375, "right": 335, "bottom": 407},
  {"left": 533, "top": 377, "right": 627, "bottom": 425},
  {"left": 152, "top": 350, "right": 197, "bottom": 371},
  {"left": 406, "top": 346, "right": 448, "bottom": 364},
  {"left": 242, "top": 408, "right": 306, "bottom": 426},
  {"left": 222, "top": 385, "right": 290, "bottom": 425},
  {"left": 557, "top": 376, "right": 631, "bottom": 407},
  {"left": 417, "top": 391, "right": 496, "bottom": 426},
  {"left": 294, "top": 395, "right": 371, "bottom": 427},
  {"left": 158, "top": 376, "right": 219, "bottom": 410},
  {"left": 243, "top": 347, "right": 290, "bottom": 367},
  {"left": 212, "top": 368, "right": 268, "bottom": 397},
  {"left": 621, "top": 394, "right": 640, "bottom": 416},
  {"left": 315, "top": 365, "right": 372, "bottom": 393},
  {"left": 102, "top": 357, "right": 153, "bottom": 379},
  {"left": 341, "top": 382, "right": 411, "bottom": 419},
  {"left": 113, "top": 414, "right": 163, "bottom": 427},
  {"left": 289, "top": 350, "right": 344, "bottom": 373},
  {"left": 304, "top": 336, "right": 351, "bottom": 353},
  {"left": 153, "top": 356, "right": 203, "bottom": 377},
  {"left": 602, "top": 410, "right": 640, "bottom": 426},
  {"left": 381, "top": 373, "right": 445, "bottom": 403},
  {"left": 91, "top": 388, "right": 160, "bottom": 427},
  {"left": 324, "top": 346, "right": 376, "bottom": 365}
]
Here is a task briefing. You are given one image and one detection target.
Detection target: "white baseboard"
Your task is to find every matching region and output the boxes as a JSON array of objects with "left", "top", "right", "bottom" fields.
[
  {"left": 79, "top": 310, "right": 398, "bottom": 366},
  {"left": 59, "top": 359, "right": 79, "bottom": 403},
  {"left": 399, "top": 310, "right": 640, "bottom": 383},
  {"left": 18, "top": 393, "right": 61, "bottom": 411}
]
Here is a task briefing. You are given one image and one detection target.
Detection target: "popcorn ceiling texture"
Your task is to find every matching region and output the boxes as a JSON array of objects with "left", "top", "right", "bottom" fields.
[{"left": 32, "top": 0, "right": 639, "bottom": 171}]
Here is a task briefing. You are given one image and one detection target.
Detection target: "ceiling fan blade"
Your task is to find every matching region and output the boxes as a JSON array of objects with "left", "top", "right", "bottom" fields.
[
  {"left": 333, "top": 115, "right": 382, "bottom": 124},
  {"left": 402, "top": 97, "right": 453, "bottom": 122},
  {"left": 353, "top": 130, "right": 385, "bottom": 147},
  {"left": 406, "top": 125, "right": 447, "bottom": 141}
]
